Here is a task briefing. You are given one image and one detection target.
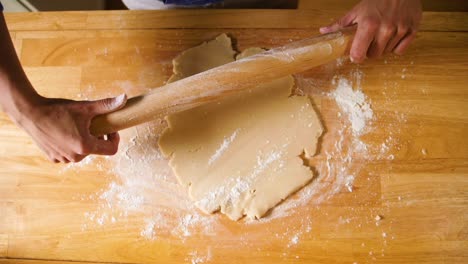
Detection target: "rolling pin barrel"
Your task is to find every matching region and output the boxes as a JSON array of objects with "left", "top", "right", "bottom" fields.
[{"left": 90, "top": 28, "right": 355, "bottom": 136}]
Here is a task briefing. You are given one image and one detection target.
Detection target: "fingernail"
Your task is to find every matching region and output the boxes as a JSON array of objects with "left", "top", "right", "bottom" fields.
[
  {"left": 114, "top": 94, "right": 126, "bottom": 106},
  {"left": 350, "top": 57, "right": 362, "bottom": 64}
]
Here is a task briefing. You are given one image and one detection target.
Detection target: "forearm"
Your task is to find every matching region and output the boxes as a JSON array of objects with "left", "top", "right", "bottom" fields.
[
  {"left": 0, "top": 12, "right": 41, "bottom": 122},
  {"left": 0, "top": 5, "right": 125, "bottom": 163}
]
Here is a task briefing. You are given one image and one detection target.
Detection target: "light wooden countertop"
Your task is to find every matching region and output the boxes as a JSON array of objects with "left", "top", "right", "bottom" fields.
[{"left": 0, "top": 9, "right": 467, "bottom": 264}]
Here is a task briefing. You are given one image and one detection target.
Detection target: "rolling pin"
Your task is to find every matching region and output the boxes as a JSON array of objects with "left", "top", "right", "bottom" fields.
[{"left": 90, "top": 27, "right": 355, "bottom": 136}]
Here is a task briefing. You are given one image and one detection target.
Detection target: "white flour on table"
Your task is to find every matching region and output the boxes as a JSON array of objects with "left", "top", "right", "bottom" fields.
[{"left": 332, "top": 76, "right": 373, "bottom": 135}]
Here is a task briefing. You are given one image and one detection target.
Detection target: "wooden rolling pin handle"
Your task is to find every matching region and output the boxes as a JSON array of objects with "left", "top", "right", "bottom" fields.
[{"left": 90, "top": 27, "right": 356, "bottom": 136}]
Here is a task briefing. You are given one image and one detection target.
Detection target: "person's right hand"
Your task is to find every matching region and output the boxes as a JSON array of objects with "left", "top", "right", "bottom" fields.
[
  {"left": 320, "top": 0, "right": 422, "bottom": 63},
  {"left": 15, "top": 93, "right": 127, "bottom": 163}
]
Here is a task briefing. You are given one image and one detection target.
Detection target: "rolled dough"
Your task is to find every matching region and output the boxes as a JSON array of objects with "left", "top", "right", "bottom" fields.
[{"left": 159, "top": 34, "right": 323, "bottom": 220}]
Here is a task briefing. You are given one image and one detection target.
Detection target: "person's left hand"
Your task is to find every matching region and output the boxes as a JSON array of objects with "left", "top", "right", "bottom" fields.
[{"left": 320, "top": 0, "right": 422, "bottom": 63}]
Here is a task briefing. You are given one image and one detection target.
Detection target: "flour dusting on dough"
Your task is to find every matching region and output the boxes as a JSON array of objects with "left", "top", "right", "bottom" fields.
[
  {"left": 208, "top": 129, "right": 240, "bottom": 165},
  {"left": 253, "top": 150, "right": 284, "bottom": 177},
  {"left": 196, "top": 149, "right": 285, "bottom": 214},
  {"left": 159, "top": 40, "right": 323, "bottom": 221}
]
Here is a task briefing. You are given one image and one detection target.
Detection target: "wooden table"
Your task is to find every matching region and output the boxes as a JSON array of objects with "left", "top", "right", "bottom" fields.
[{"left": 0, "top": 7, "right": 467, "bottom": 264}]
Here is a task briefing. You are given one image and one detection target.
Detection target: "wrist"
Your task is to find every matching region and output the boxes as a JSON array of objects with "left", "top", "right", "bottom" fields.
[{"left": 0, "top": 79, "right": 44, "bottom": 126}]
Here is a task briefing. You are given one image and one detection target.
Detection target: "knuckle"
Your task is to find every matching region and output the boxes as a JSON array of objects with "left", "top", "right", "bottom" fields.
[
  {"left": 381, "top": 24, "right": 395, "bottom": 37},
  {"left": 361, "top": 17, "right": 379, "bottom": 30},
  {"left": 396, "top": 31, "right": 406, "bottom": 38},
  {"left": 398, "top": 25, "right": 410, "bottom": 35},
  {"left": 337, "top": 18, "right": 346, "bottom": 27}
]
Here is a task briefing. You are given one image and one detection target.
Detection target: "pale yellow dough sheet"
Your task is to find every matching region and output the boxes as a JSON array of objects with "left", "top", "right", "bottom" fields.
[{"left": 159, "top": 34, "right": 323, "bottom": 221}]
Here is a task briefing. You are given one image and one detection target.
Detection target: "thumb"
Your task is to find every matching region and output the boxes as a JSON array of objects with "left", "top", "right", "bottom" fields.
[
  {"left": 88, "top": 94, "right": 127, "bottom": 115},
  {"left": 320, "top": 14, "right": 354, "bottom": 34}
]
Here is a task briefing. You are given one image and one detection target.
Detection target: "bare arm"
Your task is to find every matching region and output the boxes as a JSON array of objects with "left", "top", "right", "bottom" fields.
[
  {"left": 0, "top": 12, "right": 41, "bottom": 121},
  {"left": 0, "top": 12, "right": 127, "bottom": 163}
]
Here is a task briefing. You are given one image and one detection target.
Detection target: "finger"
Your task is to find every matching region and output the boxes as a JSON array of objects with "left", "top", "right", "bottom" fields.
[
  {"left": 106, "top": 132, "right": 120, "bottom": 145},
  {"left": 393, "top": 31, "right": 417, "bottom": 55},
  {"left": 28, "top": 126, "right": 75, "bottom": 164},
  {"left": 89, "top": 134, "right": 120, "bottom": 156},
  {"left": 51, "top": 154, "right": 64, "bottom": 163},
  {"left": 36, "top": 142, "right": 53, "bottom": 160},
  {"left": 350, "top": 21, "right": 378, "bottom": 63},
  {"left": 33, "top": 139, "right": 61, "bottom": 163},
  {"left": 367, "top": 25, "right": 396, "bottom": 58},
  {"left": 40, "top": 138, "right": 74, "bottom": 163},
  {"left": 56, "top": 156, "right": 69, "bottom": 163},
  {"left": 68, "top": 153, "right": 86, "bottom": 163},
  {"left": 46, "top": 152, "right": 60, "bottom": 163},
  {"left": 86, "top": 94, "right": 127, "bottom": 116},
  {"left": 320, "top": 13, "right": 355, "bottom": 34},
  {"left": 60, "top": 150, "right": 86, "bottom": 163},
  {"left": 53, "top": 151, "right": 70, "bottom": 163},
  {"left": 384, "top": 27, "right": 409, "bottom": 54},
  {"left": 74, "top": 155, "right": 86, "bottom": 163}
]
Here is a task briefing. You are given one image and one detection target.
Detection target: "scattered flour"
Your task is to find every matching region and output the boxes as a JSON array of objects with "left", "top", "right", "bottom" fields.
[
  {"left": 255, "top": 68, "right": 376, "bottom": 223},
  {"left": 100, "top": 181, "right": 145, "bottom": 212},
  {"left": 64, "top": 57, "right": 400, "bottom": 263},
  {"left": 141, "top": 218, "right": 158, "bottom": 240},
  {"left": 332, "top": 77, "right": 374, "bottom": 135},
  {"left": 188, "top": 249, "right": 212, "bottom": 264},
  {"left": 73, "top": 123, "right": 221, "bottom": 246},
  {"left": 289, "top": 234, "right": 299, "bottom": 246},
  {"left": 345, "top": 175, "right": 355, "bottom": 192},
  {"left": 421, "top": 148, "right": 427, "bottom": 156}
]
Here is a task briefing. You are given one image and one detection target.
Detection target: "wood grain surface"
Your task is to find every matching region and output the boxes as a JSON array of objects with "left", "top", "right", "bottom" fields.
[{"left": 0, "top": 8, "right": 467, "bottom": 264}]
